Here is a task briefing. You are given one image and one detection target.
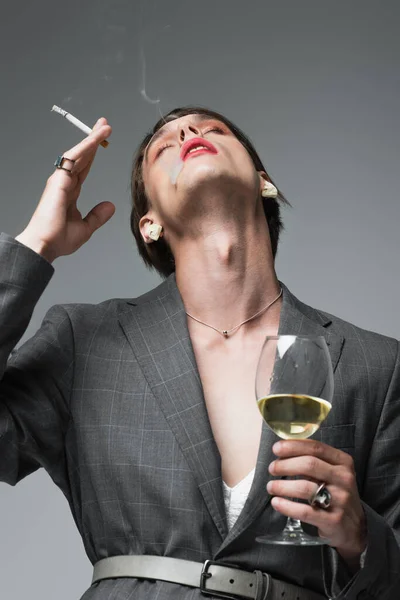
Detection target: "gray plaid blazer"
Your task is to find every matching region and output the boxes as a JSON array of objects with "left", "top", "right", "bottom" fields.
[{"left": 0, "top": 231, "right": 399, "bottom": 600}]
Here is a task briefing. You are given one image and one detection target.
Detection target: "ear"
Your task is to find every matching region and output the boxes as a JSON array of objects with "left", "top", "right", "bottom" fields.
[
  {"left": 258, "top": 171, "right": 269, "bottom": 194},
  {"left": 258, "top": 171, "right": 278, "bottom": 198},
  {"left": 139, "top": 214, "right": 163, "bottom": 244}
]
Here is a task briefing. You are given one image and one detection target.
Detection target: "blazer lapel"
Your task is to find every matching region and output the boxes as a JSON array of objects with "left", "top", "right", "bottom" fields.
[
  {"left": 118, "top": 275, "right": 345, "bottom": 550},
  {"left": 118, "top": 275, "right": 228, "bottom": 540},
  {"left": 217, "top": 281, "right": 345, "bottom": 553}
]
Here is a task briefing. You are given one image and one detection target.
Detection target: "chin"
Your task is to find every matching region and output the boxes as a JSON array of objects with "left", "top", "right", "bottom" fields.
[{"left": 178, "top": 162, "right": 232, "bottom": 194}]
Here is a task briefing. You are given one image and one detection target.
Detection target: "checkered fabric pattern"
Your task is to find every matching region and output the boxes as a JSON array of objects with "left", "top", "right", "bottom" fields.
[{"left": 0, "top": 231, "right": 399, "bottom": 600}]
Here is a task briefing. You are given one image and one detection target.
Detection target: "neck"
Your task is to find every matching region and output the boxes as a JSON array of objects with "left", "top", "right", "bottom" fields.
[{"left": 174, "top": 214, "right": 282, "bottom": 340}]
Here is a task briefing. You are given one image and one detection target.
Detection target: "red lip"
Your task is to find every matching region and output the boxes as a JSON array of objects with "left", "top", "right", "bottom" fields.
[{"left": 180, "top": 137, "right": 218, "bottom": 161}]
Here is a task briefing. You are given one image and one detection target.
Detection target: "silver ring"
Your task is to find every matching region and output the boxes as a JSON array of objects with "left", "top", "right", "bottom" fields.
[
  {"left": 308, "top": 482, "right": 332, "bottom": 509},
  {"left": 54, "top": 155, "right": 76, "bottom": 173}
]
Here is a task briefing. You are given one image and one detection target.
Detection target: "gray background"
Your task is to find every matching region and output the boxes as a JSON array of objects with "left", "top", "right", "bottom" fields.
[{"left": 1, "top": 0, "right": 399, "bottom": 598}]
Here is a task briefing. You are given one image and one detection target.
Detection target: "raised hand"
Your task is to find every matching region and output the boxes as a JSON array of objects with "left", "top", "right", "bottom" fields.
[{"left": 16, "top": 117, "right": 114, "bottom": 263}]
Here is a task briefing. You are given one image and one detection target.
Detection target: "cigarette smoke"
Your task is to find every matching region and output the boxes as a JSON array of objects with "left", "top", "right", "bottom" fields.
[{"left": 137, "top": 0, "right": 186, "bottom": 184}]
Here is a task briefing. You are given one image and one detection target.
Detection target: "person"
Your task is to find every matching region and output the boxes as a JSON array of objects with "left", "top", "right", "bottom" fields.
[{"left": 0, "top": 106, "right": 399, "bottom": 600}]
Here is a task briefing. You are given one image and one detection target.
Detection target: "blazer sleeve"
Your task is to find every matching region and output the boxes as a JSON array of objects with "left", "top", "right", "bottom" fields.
[
  {"left": 0, "top": 232, "right": 73, "bottom": 487},
  {"left": 323, "top": 340, "right": 400, "bottom": 600}
]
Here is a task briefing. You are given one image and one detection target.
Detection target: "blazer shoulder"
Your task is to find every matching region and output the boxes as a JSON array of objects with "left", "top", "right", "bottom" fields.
[
  {"left": 315, "top": 305, "right": 399, "bottom": 353},
  {"left": 284, "top": 284, "right": 398, "bottom": 353},
  {"left": 52, "top": 276, "right": 171, "bottom": 324}
]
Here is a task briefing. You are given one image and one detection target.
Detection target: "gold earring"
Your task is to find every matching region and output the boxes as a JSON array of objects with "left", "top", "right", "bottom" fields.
[
  {"left": 261, "top": 181, "right": 278, "bottom": 198},
  {"left": 148, "top": 224, "right": 163, "bottom": 241}
]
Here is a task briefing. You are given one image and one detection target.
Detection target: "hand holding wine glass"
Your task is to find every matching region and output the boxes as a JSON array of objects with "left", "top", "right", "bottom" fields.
[
  {"left": 255, "top": 335, "right": 334, "bottom": 545},
  {"left": 255, "top": 335, "right": 367, "bottom": 559}
]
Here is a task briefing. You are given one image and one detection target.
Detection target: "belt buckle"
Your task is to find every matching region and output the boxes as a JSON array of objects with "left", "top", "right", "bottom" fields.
[{"left": 200, "top": 559, "right": 245, "bottom": 600}]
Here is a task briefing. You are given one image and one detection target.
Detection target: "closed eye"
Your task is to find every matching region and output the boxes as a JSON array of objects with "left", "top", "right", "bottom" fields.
[
  {"left": 156, "top": 143, "right": 172, "bottom": 157},
  {"left": 206, "top": 127, "right": 224, "bottom": 134}
]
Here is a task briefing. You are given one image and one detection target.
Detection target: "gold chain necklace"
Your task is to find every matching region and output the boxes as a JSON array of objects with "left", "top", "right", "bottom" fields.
[{"left": 186, "top": 287, "right": 283, "bottom": 338}]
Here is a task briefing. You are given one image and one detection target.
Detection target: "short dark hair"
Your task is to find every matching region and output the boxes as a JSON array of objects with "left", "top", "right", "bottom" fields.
[{"left": 130, "top": 105, "right": 291, "bottom": 278}]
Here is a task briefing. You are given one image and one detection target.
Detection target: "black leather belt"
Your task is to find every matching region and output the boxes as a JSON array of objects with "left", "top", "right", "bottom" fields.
[{"left": 91, "top": 555, "right": 327, "bottom": 600}]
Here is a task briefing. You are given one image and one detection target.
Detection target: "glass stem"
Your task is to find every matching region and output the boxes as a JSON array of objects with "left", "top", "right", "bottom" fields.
[
  {"left": 283, "top": 486, "right": 305, "bottom": 533},
  {"left": 285, "top": 516, "right": 303, "bottom": 531}
]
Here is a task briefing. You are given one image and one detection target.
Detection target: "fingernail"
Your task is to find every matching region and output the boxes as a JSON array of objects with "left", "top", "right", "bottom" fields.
[
  {"left": 269, "top": 461, "right": 275, "bottom": 474},
  {"left": 266, "top": 481, "right": 273, "bottom": 493},
  {"left": 271, "top": 497, "right": 280, "bottom": 508},
  {"left": 273, "top": 442, "right": 282, "bottom": 453}
]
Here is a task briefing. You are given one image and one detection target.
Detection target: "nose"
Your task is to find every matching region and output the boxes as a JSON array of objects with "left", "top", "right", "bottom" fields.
[{"left": 179, "top": 123, "right": 202, "bottom": 144}]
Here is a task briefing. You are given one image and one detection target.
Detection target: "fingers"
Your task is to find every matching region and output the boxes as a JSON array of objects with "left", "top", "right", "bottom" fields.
[
  {"left": 92, "top": 117, "right": 107, "bottom": 131},
  {"left": 77, "top": 158, "right": 95, "bottom": 186},
  {"left": 272, "top": 439, "right": 353, "bottom": 468},
  {"left": 267, "top": 478, "right": 328, "bottom": 501},
  {"left": 66, "top": 120, "right": 111, "bottom": 165},
  {"left": 269, "top": 455, "right": 357, "bottom": 492},
  {"left": 50, "top": 117, "right": 111, "bottom": 187},
  {"left": 82, "top": 201, "right": 116, "bottom": 236},
  {"left": 269, "top": 496, "right": 335, "bottom": 533},
  {"left": 76, "top": 118, "right": 108, "bottom": 183},
  {"left": 269, "top": 455, "right": 340, "bottom": 485}
]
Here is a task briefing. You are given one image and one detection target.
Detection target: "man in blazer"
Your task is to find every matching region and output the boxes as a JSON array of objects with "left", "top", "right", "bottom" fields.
[{"left": 0, "top": 110, "right": 399, "bottom": 600}]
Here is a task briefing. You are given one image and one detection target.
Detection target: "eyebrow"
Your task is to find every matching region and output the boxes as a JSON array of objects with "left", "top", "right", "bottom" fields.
[{"left": 144, "top": 114, "right": 216, "bottom": 162}]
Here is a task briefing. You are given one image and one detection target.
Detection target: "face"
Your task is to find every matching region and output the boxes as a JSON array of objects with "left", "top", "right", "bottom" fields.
[{"left": 140, "top": 113, "right": 265, "bottom": 239}]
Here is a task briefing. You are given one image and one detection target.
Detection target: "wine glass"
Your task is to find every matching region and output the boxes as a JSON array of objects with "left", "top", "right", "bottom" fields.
[{"left": 255, "top": 335, "right": 334, "bottom": 545}]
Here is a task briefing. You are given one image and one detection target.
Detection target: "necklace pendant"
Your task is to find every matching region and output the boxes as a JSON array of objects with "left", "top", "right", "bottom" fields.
[{"left": 222, "top": 330, "right": 229, "bottom": 337}]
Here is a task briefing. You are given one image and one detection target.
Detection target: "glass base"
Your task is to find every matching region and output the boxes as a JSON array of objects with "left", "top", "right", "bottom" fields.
[
  {"left": 256, "top": 519, "right": 328, "bottom": 546},
  {"left": 256, "top": 530, "right": 328, "bottom": 545}
]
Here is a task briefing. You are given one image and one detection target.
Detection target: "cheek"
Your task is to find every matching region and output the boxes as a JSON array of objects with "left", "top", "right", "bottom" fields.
[
  {"left": 148, "top": 169, "right": 170, "bottom": 202},
  {"left": 241, "top": 153, "right": 260, "bottom": 190},
  {"left": 229, "top": 143, "right": 256, "bottom": 175},
  {"left": 232, "top": 154, "right": 259, "bottom": 191},
  {"left": 142, "top": 174, "right": 174, "bottom": 221},
  {"left": 157, "top": 153, "right": 185, "bottom": 185},
  {"left": 144, "top": 156, "right": 176, "bottom": 190},
  {"left": 142, "top": 165, "right": 162, "bottom": 202}
]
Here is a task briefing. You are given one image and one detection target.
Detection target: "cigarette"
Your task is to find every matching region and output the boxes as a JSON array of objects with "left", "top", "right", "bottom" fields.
[{"left": 51, "top": 105, "right": 109, "bottom": 148}]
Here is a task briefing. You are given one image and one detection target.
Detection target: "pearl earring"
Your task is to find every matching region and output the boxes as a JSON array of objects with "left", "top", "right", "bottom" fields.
[
  {"left": 148, "top": 224, "right": 163, "bottom": 241},
  {"left": 261, "top": 181, "right": 278, "bottom": 198}
]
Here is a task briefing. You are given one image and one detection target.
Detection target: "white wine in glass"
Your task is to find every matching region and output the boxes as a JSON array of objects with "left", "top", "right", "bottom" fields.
[
  {"left": 257, "top": 394, "right": 332, "bottom": 440},
  {"left": 255, "top": 335, "right": 334, "bottom": 545}
]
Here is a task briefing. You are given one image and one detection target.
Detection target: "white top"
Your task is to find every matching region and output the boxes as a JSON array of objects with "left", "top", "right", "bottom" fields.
[{"left": 222, "top": 467, "right": 256, "bottom": 530}]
